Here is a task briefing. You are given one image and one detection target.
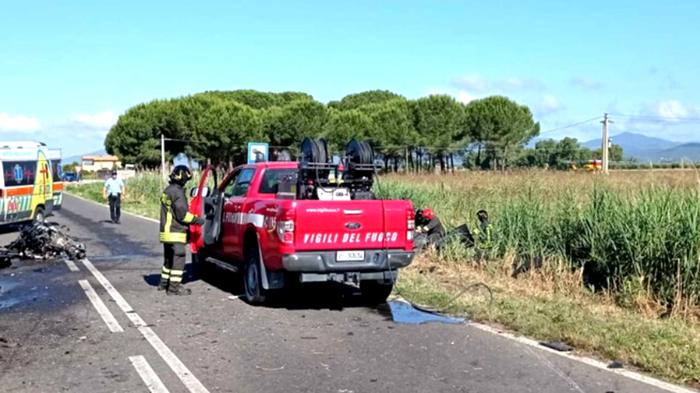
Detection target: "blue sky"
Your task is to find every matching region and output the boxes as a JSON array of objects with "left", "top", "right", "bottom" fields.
[{"left": 1, "top": 0, "right": 699, "bottom": 157}]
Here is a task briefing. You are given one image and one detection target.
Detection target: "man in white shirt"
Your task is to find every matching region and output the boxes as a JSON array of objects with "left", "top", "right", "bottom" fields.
[{"left": 103, "top": 170, "right": 126, "bottom": 224}]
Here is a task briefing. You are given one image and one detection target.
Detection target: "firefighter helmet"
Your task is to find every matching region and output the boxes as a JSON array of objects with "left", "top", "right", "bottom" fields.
[
  {"left": 422, "top": 208, "right": 435, "bottom": 220},
  {"left": 169, "top": 165, "right": 192, "bottom": 185}
]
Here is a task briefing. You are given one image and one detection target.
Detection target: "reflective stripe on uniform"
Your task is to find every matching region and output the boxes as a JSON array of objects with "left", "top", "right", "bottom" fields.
[
  {"left": 161, "top": 266, "right": 171, "bottom": 279},
  {"left": 159, "top": 232, "right": 187, "bottom": 243},
  {"left": 165, "top": 211, "right": 173, "bottom": 234},
  {"left": 183, "top": 212, "right": 195, "bottom": 224},
  {"left": 169, "top": 270, "right": 184, "bottom": 283}
]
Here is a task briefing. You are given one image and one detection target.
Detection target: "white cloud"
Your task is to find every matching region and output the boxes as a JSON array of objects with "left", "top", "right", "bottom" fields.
[
  {"left": 501, "top": 77, "right": 545, "bottom": 91},
  {"left": 569, "top": 76, "right": 604, "bottom": 91},
  {"left": 654, "top": 100, "right": 691, "bottom": 122},
  {"left": 540, "top": 94, "right": 563, "bottom": 113},
  {"left": 0, "top": 113, "right": 41, "bottom": 133},
  {"left": 450, "top": 74, "right": 545, "bottom": 93},
  {"left": 456, "top": 90, "right": 475, "bottom": 104},
  {"left": 450, "top": 74, "right": 489, "bottom": 92},
  {"left": 71, "top": 110, "right": 118, "bottom": 129}
]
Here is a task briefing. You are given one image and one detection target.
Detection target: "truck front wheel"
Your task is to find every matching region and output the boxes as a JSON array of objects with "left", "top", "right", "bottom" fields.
[
  {"left": 244, "top": 247, "right": 267, "bottom": 305},
  {"left": 361, "top": 280, "right": 393, "bottom": 306}
]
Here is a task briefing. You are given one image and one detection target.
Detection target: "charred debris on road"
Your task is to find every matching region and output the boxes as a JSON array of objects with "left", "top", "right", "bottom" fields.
[{"left": 0, "top": 221, "right": 86, "bottom": 268}]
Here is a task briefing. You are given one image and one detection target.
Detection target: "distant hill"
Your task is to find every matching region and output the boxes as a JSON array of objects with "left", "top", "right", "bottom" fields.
[
  {"left": 582, "top": 132, "right": 679, "bottom": 159},
  {"left": 654, "top": 143, "right": 700, "bottom": 162},
  {"left": 63, "top": 149, "right": 106, "bottom": 165}
]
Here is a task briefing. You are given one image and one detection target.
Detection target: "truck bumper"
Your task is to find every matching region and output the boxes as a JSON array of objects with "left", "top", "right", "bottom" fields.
[{"left": 282, "top": 249, "right": 414, "bottom": 273}]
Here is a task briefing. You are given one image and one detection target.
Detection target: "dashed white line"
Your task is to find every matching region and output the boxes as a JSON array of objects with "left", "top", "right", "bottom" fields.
[
  {"left": 81, "top": 258, "right": 210, "bottom": 393},
  {"left": 78, "top": 280, "right": 123, "bottom": 333},
  {"left": 64, "top": 259, "right": 80, "bottom": 272},
  {"left": 129, "top": 355, "right": 171, "bottom": 393}
]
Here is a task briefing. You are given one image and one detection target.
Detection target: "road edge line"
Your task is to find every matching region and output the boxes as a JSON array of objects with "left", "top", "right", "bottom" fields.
[
  {"left": 78, "top": 279, "right": 124, "bottom": 333},
  {"left": 129, "top": 355, "right": 171, "bottom": 393},
  {"left": 469, "top": 322, "right": 698, "bottom": 393},
  {"left": 64, "top": 192, "right": 159, "bottom": 223}
]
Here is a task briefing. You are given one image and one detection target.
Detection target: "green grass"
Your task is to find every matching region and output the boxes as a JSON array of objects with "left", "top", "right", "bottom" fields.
[{"left": 378, "top": 170, "right": 700, "bottom": 311}]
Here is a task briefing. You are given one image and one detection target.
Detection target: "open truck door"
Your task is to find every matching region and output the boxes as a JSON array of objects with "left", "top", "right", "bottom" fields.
[{"left": 189, "top": 166, "right": 224, "bottom": 253}]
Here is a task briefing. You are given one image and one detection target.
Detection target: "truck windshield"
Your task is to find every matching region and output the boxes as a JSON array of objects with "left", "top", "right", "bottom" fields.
[{"left": 259, "top": 169, "right": 297, "bottom": 194}]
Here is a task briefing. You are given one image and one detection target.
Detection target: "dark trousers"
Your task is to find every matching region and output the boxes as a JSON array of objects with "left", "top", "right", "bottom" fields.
[
  {"left": 108, "top": 194, "right": 121, "bottom": 222},
  {"left": 161, "top": 243, "right": 186, "bottom": 287}
]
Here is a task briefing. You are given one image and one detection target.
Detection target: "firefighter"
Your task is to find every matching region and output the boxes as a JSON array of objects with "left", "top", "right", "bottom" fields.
[
  {"left": 414, "top": 208, "right": 446, "bottom": 250},
  {"left": 473, "top": 209, "right": 494, "bottom": 261},
  {"left": 158, "top": 165, "right": 204, "bottom": 295}
]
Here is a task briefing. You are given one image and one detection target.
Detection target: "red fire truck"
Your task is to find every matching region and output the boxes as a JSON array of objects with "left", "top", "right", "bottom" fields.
[{"left": 188, "top": 139, "right": 415, "bottom": 305}]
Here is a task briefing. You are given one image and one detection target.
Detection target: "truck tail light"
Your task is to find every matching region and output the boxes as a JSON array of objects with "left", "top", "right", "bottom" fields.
[
  {"left": 277, "top": 221, "right": 294, "bottom": 244},
  {"left": 406, "top": 208, "right": 416, "bottom": 242},
  {"left": 277, "top": 208, "right": 295, "bottom": 245}
]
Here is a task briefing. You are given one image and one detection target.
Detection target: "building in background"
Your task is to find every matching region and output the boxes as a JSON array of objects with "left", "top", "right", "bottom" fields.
[{"left": 81, "top": 154, "right": 121, "bottom": 172}]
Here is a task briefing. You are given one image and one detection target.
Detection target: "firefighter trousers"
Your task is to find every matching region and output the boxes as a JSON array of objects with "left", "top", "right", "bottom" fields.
[{"left": 161, "top": 242, "right": 186, "bottom": 288}]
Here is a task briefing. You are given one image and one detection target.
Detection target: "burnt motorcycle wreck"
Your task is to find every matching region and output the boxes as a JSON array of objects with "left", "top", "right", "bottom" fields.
[{"left": 0, "top": 221, "right": 86, "bottom": 266}]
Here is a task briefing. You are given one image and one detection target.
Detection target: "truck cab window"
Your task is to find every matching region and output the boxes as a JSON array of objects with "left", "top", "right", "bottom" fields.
[
  {"left": 259, "top": 169, "right": 298, "bottom": 194},
  {"left": 223, "top": 169, "right": 241, "bottom": 198},
  {"left": 230, "top": 168, "right": 255, "bottom": 197}
]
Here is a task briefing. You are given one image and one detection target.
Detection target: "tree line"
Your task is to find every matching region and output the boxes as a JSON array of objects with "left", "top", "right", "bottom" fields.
[{"left": 105, "top": 89, "right": 619, "bottom": 171}]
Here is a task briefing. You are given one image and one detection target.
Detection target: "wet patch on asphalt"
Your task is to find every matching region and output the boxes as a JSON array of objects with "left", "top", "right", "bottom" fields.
[
  {"left": 0, "top": 262, "right": 83, "bottom": 313},
  {"left": 385, "top": 300, "right": 465, "bottom": 325}
]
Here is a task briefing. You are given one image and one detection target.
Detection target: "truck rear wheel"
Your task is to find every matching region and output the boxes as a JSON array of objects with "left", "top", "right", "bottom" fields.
[
  {"left": 244, "top": 247, "right": 267, "bottom": 305},
  {"left": 361, "top": 280, "right": 393, "bottom": 306}
]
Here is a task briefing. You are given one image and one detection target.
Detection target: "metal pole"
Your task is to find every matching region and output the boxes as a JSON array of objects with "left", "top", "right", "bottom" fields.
[
  {"left": 161, "top": 134, "right": 166, "bottom": 181},
  {"left": 601, "top": 113, "right": 609, "bottom": 174}
]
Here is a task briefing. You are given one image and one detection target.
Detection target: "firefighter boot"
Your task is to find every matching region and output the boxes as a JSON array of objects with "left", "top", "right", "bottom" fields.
[
  {"left": 157, "top": 277, "right": 169, "bottom": 291},
  {"left": 166, "top": 281, "right": 191, "bottom": 296}
]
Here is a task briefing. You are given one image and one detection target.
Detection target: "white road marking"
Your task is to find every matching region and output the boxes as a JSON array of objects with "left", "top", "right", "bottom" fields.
[
  {"left": 469, "top": 322, "right": 698, "bottom": 393},
  {"left": 64, "top": 259, "right": 80, "bottom": 272},
  {"left": 129, "top": 355, "right": 171, "bottom": 393},
  {"left": 78, "top": 280, "right": 123, "bottom": 333},
  {"left": 81, "top": 258, "right": 210, "bottom": 393}
]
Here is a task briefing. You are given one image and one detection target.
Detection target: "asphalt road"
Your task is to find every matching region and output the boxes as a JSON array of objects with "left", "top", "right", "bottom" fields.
[{"left": 0, "top": 194, "right": 690, "bottom": 393}]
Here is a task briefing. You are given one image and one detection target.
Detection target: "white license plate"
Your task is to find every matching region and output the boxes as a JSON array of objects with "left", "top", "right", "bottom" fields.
[{"left": 336, "top": 250, "right": 365, "bottom": 262}]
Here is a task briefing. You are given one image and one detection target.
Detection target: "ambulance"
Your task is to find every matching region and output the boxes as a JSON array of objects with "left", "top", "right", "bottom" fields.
[{"left": 0, "top": 141, "right": 63, "bottom": 225}]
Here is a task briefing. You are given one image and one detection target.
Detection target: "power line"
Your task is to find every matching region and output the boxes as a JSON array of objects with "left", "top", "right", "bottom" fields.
[
  {"left": 608, "top": 113, "right": 700, "bottom": 123},
  {"left": 538, "top": 116, "right": 601, "bottom": 135}
]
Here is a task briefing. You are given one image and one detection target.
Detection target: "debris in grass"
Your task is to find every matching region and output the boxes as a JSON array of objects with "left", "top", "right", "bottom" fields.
[
  {"left": 608, "top": 360, "right": 624, "bottom": 369},
  {"left": 540, "top": 341, "right": 573, "bottom": 352}
]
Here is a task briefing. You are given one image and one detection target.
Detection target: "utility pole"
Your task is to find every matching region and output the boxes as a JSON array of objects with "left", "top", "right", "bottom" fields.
[
  {"left": 161, "top": 134, "right": 166, "bottom": 181},
  {"left": 601, "top": 113, "right": 612, "bottom": 174}
]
